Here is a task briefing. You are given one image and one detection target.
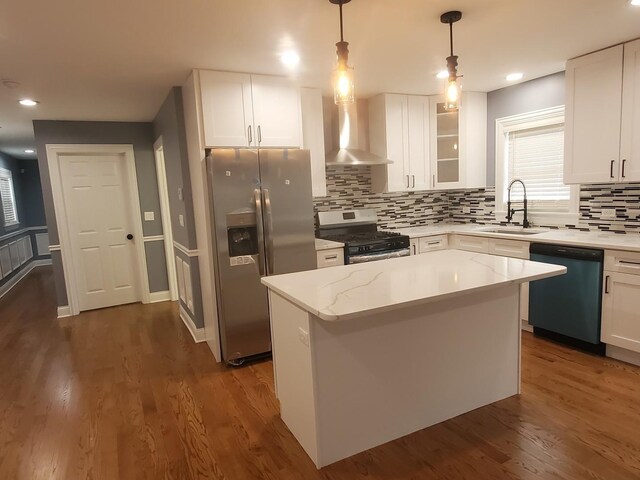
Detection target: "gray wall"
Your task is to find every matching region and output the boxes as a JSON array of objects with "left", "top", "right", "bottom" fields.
[
  {"left": 486, "top": 72, "right": 566, "bottom": 185},
  {"left": 153, "top": 88, "right": 204, "bottom": 328},
  {"left": 32, "top": 120, "right": 170, "bottom": 306},
  {"left": 152, "top": 87, "right": 197, "bottom": 249},
  {"left": 18, "top": 160, "right": 47, "bottom": 227}
]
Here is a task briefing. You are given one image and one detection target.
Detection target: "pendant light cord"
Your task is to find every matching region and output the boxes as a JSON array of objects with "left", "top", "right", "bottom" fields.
[
  {"left": 339, "top": 2, "right": 344, "bottom": 42},
  {"left": 449, "top": 21, "right": 454, "bottom": 57}
]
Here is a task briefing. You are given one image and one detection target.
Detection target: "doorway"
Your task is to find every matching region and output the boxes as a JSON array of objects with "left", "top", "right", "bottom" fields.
[{"left": 153, "top": 137, "right": 179, "bottom": 301}]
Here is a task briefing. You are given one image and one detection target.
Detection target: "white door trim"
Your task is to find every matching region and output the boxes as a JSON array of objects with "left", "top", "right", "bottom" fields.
[
  {"left": 45, "top": 144, "right": 150, "bottom": 316},
  {"left": 154, "top": 137, "right": 179, "bottom": 302}
]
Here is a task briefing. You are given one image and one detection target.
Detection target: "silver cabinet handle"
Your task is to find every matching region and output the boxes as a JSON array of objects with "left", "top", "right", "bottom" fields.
[
  {"left": 325, "top": 254, "right": 338, "bottom": 260},
  {"left": 432, "top": 174, "right": 435, "bottom": 188},
  {"left": 253, "top": 189, "right": 266, "bottom": 276},
  {"left": 263, "top": 188, "right": 274, "bottom": 275},
  {"left": 247, "top": 125, "right": 253, "bottom": 145},
  {"left": 412, "top": 175, "right": 415, "bottom": 188},
  {"left": 619, "top": 260, "right": 640, "bottom": 266},
  {"left": 405, "top": 175, "right": 410, "bottom": 188},
  {"left": 610, "top": 160, "right": 615, "bottom": 178},
  {"left": 605, "top": 275, "right": 610, "bottom": 294},
  {"left": 622, "top": 159, "right": 627, "bottom": 178},
  {"left": 257, "top": 125, "right": 262, "bottom": 144}
]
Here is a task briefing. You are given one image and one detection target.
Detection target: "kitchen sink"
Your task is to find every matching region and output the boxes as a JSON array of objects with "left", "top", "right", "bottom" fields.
[{"left": 479, "top": 227, "right": 548, "bottom": 236}]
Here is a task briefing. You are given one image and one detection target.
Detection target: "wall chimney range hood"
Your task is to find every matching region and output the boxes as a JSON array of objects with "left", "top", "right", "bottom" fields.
[{"left": 325, "top": 102, "right": 393, "bottom": 166}]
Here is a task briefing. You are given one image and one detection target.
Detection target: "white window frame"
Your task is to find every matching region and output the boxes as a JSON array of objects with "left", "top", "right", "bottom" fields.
[
  {"left": 0, "top": 167, "right": 19, "bottom": 228},
  {"left": 495, "top": 105, "right": 578, "bottom": 226}
]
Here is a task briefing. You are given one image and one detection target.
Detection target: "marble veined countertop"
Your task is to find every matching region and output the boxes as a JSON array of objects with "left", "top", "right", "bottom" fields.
[
  {"left": 389, "top": 224, "right": 640, "bottom": 252},
  {"left": 261, "top": 249, "right": 565, "bottom": 322}
]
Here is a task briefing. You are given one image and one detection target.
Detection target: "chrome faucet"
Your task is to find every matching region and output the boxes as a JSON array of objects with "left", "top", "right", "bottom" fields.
[{"left": 506, "top": 179, "right": 530, "bottom": 228}]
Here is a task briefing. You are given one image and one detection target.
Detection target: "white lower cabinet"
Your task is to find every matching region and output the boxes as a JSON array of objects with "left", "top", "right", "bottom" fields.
[
  {"left": 451, "top": 235, "right": 530, "bottom": 325},
  {"left": 602, "top": 250, "right": 640, "bottom": 353},
  {"left": 317, "top": 248, "right": 345, "bottom": 269},
  {"left": 410, "top": 235, "right": 449, "bottom": 255}
]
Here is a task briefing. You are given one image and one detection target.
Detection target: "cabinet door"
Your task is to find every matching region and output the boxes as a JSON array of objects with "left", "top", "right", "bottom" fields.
[
  {"left": 430, "top": 96, "right": 463, "bottom": 190},
  {"left": 381, "top": 95, "right": 410, "bottom": 192},
  {"left": 564, "top": 45, "right": 624, "bottom": 184},
  {"left": 251, "top": 75, "right": 301, "bottom": 148},
  {"left": 199, "top": 71, "right": 253, "bottom": 147},
  {"left": 418, "top": 235, "right": 448, "bottom": 253},
  {"left": 316, "top": 249, "right": 344, "bottom": 268},
  {"left": 620, "top": 39, "right": 640, "bottom": 182},
  {"left": 488, "top": 238, "right": 530, "bottom": 260},
  {"left": 407, "top": 96, "right": 430, "bottom": 191},
  {"left": 300, "top": 88, "right": 327, "bottom": 197},
  {"left": 449, "top": 235, "right": 489, "bottom": 253},
  {"left": 602, "top": 271, "right": 640, "bottom": 353}
]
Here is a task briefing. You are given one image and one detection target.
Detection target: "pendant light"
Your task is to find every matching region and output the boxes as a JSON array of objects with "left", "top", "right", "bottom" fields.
[
  {"left": 330, "top": 0, "right": 355, "bottom": 105},
  {"left": 440, "top": 11, "right": 463, "bottom": 111}
]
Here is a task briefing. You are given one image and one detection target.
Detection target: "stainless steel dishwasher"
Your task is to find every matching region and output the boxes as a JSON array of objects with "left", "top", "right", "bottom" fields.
[{"left": 529, "top": 243, "right": 605, "bottom": 354}]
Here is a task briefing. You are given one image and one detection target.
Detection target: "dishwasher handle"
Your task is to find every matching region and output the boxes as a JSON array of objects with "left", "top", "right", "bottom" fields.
[{"left": 529, "top": 243, "right": 604, "bottom": 262}]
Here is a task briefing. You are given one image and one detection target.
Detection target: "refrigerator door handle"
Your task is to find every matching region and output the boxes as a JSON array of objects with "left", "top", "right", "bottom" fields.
[
  {"left": 263, "top": 188, "right": 275, "bottom": 275},
  {"left": 253, "top": 188, "right": 266, "bottom": 276}
]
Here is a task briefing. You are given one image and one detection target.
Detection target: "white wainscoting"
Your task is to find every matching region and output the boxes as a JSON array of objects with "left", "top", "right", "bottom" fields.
[
  {"left": 35, "top": 233, "right": 50, "bottom": 256},
  {"left": 0, "top": 259, "right": 53, "bottom": 300}
]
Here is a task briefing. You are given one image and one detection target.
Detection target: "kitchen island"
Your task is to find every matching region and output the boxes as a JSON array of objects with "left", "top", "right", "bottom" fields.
[{"left": 261, "top": 250, "right": 565, "bottom": 468}]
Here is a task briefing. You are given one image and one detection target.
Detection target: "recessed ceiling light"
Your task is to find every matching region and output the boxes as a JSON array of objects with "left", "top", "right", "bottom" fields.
[
  {"left": 631, "top": 0, "right": 640, "bottom": 6},
  {"left": 25, "top": 149, "right": 35, "bottom": 153},
  {"left": 280, "top": 50, "right": 300, "bottom": 68},
  {"left": 506, "top": 73, "right": 524, "bottom": 82},
  {"left": 19, "top": 99, "right": 39, "bottom": 106},
  {"left": 2, "top": 80, "right": 20, "bottom": 89},
  {"left": 436, "top": 70, "right": 449, "bottom": 79}
]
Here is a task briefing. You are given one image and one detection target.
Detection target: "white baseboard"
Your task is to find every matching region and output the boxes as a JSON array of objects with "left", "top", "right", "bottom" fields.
[
  {"left": 57, "top": 305, "right": 72, "bottom": 318},
  {"left": 0, "top": 259, "right": 52, "bottom": 300},
  {"left": 521, "top": 319, "right": 533, "bottom": 332},
  {"left": 606, "top": 344, "right": 640, "bottom": 367},
  {"left": 149, "top": 290, "right": 171, "bottom": 303},
  {"left": 179, "top": 304, "right": 205, "bottom": 343}
]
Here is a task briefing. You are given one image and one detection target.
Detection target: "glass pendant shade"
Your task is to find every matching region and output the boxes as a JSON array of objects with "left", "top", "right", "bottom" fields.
[
  {"left": 444, "top": 78, "right": 460, "bottom": 111},
  {"left": 333, "top": 65, "right": 355, "bottom": 105}
]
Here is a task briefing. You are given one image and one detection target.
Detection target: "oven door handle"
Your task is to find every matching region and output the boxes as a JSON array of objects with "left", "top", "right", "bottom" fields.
[{"left": 348, "top": 248, "right": 411, "bottom": 264}]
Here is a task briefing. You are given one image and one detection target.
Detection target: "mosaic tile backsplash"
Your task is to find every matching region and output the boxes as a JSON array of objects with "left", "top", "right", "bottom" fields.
[{"left": 313, "top": 166, "right": 640, "bottom": 234}]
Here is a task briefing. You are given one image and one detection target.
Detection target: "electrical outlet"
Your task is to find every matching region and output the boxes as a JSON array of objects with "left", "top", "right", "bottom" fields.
[
  {"left": 298, "top": 327, "right": 310, "bottom": 347},
  {"left": 601, "top": 208, "right": 617, "bottom": 219},
  {"left": 627, "top": 209, "right": 640, "bottom": 219},
  {"left": 179, "top": 214, "right": 184, "bottom": 227},
  {"left": 144, "top": 211, "right": 155, "bottom": 221},
  {"left": 462, "top": 206, "right": 471, "bottom": 214}
]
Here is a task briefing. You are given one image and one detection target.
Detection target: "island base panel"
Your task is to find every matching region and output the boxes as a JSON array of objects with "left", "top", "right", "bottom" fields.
[{"left": 269, "top": 285, "right": 521, "bottom": 469}]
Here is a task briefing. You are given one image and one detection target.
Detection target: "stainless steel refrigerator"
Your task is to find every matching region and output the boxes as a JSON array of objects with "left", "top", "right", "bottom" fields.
[{"left": 206, "top": 148, "right": 317, "bottom": 364}]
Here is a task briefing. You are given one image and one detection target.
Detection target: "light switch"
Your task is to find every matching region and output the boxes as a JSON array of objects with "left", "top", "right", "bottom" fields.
[
  {"left": 144, "top": 211, "right": 155, "bottom": 221},
  {"left": 298, "top": 327, "right": 310, "bottom": 347},
  {"left": 179, "top": 214, "right": 184, "bottom": 227},
  {"left": 178, "top": 187, "right": 183, "bottom": 201}
]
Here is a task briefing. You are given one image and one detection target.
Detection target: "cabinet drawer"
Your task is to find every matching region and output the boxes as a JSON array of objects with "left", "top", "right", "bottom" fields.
[
  {"left": 418, "top": 235, "right": 448, "bottom": 253},
  {"left": 605, "top": 250, "right": 640, "bottom": 275},
  {"left": 449, "top": 235, "right": 490, "bottom": 253},
  {"left": 316, "top": 248, "right": 344, "bottom": 269},
  {"left": 488, "top": 239, "right": 530, "bottom": 259}
]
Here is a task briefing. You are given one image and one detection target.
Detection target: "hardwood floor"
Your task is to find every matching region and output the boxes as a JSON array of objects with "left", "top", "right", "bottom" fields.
[{"left": 1, "top": 266, "right": 640, "bottom": 479}]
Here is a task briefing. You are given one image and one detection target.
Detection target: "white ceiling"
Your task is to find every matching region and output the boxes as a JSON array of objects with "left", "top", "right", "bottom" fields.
[{"left": 1, "top": 0, "right": 639, "bottom": 160}]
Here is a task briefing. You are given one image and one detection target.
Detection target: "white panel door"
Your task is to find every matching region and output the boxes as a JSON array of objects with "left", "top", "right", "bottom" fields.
[
  {"left": 602, "top": 271, "right": 640, "bottom": 353},
  {"left": 250, "top": 74, "right": 301, "bottom": 148},
  {"left": 199, "top": 70, "right": 254, "bottom": 147},
  {"left": 621, "top": 39, "right": 640, "bottom": 182},
  {"left": 60, "top": 154, "right": 140, "bottom": 311},
  {"left": 407, "top": 95, "right": 430, "bottom": 191},
  {"left": 564, "top": 45, "right": 624, "bottom": 184}
]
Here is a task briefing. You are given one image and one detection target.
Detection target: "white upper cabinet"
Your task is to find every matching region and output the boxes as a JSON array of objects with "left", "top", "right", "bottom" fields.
[
  {"left": 564, "top": 45, "right": 624, "bottom": 183},
  {"left": 250, "top": 74, "right": 301, "bottom": 148},
  {"left": 369, "top": 94, "right": 430, "bottom": 193},
  {"left": 300, "top": 88, "right": 327, "bottom": 197},
  {"left": 199, "top": 71, "right": 254, "bottom": 148},
  {"left": 429, "top": 92, "right": 487, "bottom": 190},
  {"left": 198, "top": 70, "right": 301, "bottom": 148},
  {"left": 620, "top": 39, "right": 640, "bottom": 182}
]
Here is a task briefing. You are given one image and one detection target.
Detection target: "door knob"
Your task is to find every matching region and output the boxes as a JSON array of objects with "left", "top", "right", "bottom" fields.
[{"left": 126, "top": 234, "right": 134, "bottom": 240}]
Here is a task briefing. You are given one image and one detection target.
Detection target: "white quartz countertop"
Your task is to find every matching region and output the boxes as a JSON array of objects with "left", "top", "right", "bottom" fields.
[
  {"left": 315, "top": 238, "right": 344, "bottom": 251},
  {"left": 261, "top": 250, "right": 565, "bottom": 322},
  {"left": 390, "top": 224, "right": 640, "bottom": 252}
]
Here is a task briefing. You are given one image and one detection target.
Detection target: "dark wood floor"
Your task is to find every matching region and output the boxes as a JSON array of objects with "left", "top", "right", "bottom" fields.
[{"left": 1, "top": 266, "right": 640, "bottom": 479}]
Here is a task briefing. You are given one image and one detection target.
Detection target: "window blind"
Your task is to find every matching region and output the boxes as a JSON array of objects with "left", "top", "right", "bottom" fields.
[
  {"left": 0, "top": 168, "right": 19, "bottom": 226},
  {"left": 505, "top": 123, "right": 569, "bottom": 212}
]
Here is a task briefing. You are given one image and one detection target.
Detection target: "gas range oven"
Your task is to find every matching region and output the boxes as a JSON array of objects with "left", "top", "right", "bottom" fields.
[{"left": 316, "top": 210, "right": 410, "bottom": 264}]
